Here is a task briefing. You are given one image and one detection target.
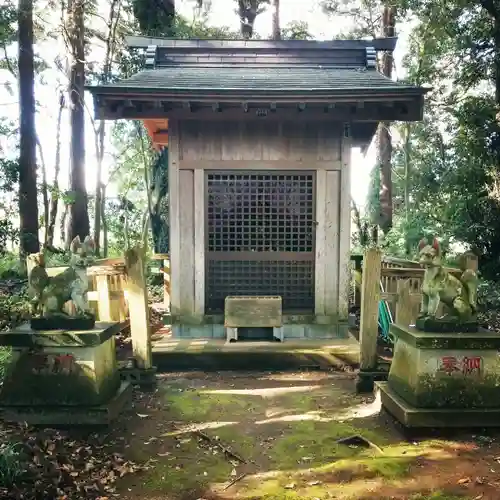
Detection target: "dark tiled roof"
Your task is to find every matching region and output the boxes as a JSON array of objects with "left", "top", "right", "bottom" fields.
[{"left": 101, "top": 66, "right": 418, "bottom": 93}]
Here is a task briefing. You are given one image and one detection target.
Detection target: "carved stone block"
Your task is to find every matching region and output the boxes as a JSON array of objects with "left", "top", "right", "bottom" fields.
[{"left": 224, "top": 296, "right": 283, "bottom": 328}]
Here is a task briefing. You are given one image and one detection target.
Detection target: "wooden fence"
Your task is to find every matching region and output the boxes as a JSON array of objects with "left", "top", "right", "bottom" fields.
[
  {"left": 26, "top": 249, "right": 171, "bottom": 371},
  {"left": 357, "top": 248, "right": 478, "bottom": 373}
]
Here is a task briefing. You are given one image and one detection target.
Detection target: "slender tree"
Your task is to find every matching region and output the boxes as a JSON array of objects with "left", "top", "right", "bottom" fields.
[
  {"left": 18, "top": 0, "right": 40, "bottom": 260},
  {"left": 66, "top": 0, "right": 90, "bottom": 242},
  {"left": 377, "top": 4, "right": 396, "bottom": 234},
  {"left": 237, "top": 0, "right": 270, "bottom": 38},
  {"left": 272, "top": 0, "right": 281, "bottom": 40}
]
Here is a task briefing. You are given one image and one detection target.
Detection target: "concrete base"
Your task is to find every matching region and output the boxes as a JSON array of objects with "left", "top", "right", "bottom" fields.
[
  {"left": 388, "top": 324, "right": 500, "bottom": 409},
  {"left": 377, "top": 381, "right": 500, "bottom": 428},
  {"left": 172, "top": 321, "right": 350, "bottom": 339},
  {"left": 0, "top": 381, "right": 132, "bottom": 427},
  {"left": 356, "top": 368, "right": 389, "bottom": 393}
]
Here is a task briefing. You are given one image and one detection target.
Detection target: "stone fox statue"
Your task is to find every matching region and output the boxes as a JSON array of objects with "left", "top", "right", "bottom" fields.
[
  {"left": 418, "top": 238, "right": 478, "bottom": 321},
  {"left": 29, "top": 236, "right": 95, "bottom": 317}
]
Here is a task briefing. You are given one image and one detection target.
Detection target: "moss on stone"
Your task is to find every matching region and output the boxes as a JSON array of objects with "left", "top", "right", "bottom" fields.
[
  {"left": 0, "top": 350, "right": 120, "bottom": 406},
  {"left": 390, "top": 372, "right": 500, "bottom": 409}
]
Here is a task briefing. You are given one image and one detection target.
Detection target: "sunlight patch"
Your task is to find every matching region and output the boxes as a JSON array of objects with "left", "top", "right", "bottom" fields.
[
  {"left": 161, "top": 420, "right": 238, "bottom": 436},
  {"left": 255, "top": 411, "right": 333, "bottom": 424},
  {"left": 334, "top": 391, "right": 382, "bottom": 420},
  {"left": 201, "top": 384, "right": 322, "bottom": 398}
]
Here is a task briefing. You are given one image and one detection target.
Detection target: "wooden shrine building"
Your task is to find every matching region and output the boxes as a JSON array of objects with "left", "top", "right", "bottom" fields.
[{"left": 89, "top": 36, "right": 426, "bottom": 340}]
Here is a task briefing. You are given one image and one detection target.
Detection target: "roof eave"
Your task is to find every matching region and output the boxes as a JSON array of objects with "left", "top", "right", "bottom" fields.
[{"left": 86, "top": 85, "right": 428, "bottom": 100}]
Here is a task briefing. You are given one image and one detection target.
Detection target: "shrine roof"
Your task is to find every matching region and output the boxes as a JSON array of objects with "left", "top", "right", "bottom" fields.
[{"left": 88, "top": 36, "right": 426, "bottom": 100}]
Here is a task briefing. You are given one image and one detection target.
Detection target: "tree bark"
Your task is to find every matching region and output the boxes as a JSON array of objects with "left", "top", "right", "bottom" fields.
[
  {"left": 377, "top": 4, "right": 396, "bottom": 235},
  {"left": 101, "top": 184, "right": 108, "bottom": 257},
  {"left": 18, "top": 0, "right": 40, "bottom": 260},
  {"left": 238, "top": 0, "right": 260, "bottom": 39},
  {"left": 47, "top": 92, "right": 64, "bottom": 248},
  {"left": 93, "top": 0, "right": 121, "bottom": 256},
  {"left": 272, "top": 0, "right": 281, "bottom": 40},
  {"left": 35, "top": 135, "right": 49, "bottom": 246},
  {"left": 67, "top": 0, "right": 90, "bottom": 242}
]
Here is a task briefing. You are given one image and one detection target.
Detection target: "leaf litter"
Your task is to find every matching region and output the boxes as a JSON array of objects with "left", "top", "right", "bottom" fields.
[{"left": 0, "top": 425, "right": 150, "bottom": 499}]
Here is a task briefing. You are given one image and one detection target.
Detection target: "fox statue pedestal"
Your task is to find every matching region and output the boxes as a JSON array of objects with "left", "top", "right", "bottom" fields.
[
  {"left": 376, "top": 324, "right": 500, "bottom": 428},
  {"left": 0, "top": 322, "right": 131, "bottom": 426}
]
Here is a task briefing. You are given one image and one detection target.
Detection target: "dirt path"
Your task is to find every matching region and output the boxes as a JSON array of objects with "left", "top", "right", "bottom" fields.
[{"left": 108, "top": 371, "right": 500, "bottom": 500}]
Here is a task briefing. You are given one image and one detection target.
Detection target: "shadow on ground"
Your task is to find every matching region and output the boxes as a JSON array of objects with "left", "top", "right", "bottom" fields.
[{"left": 115, "top": 371, "right": 500, "bottom": 500}]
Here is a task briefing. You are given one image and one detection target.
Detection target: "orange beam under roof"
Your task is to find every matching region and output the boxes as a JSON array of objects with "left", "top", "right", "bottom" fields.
[{"left": 143, "top": 118, "right": 168, "bottom": 150}]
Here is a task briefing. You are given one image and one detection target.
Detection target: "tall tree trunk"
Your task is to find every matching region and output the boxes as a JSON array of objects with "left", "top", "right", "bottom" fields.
[
  {"left": 272, "top": 0, "right": 281, "bottom": 40},
  {"left": 377, "top": 4, "right": 396, "bottom": 235},
  {"left": 60, "top": 202, "right": 68, "bottom": 246},
  {"left": 18, "top": 0, "right": 40, "bottom": 262},
  {"left": 238, "top": 0, "right": 261, "bottom": 39},
  {"left": 47, "top": 92, "right": 64, "bottom": 248},
  {"left": 35, "top": 135, "right": 49, "bottom": 246},
  {"left": 67, "top": 0, "right": 90, "bottom": 242},
  {"left": 101, "top": 184, "right": 108, "bottom": 257},
  {"left": 93, "top": 0, "right": 121, "bottom": 256}
]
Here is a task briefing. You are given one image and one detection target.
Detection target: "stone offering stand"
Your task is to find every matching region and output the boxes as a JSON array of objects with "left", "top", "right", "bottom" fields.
[
  {"left": 377, "top": 324, "right": 500, "bottom": 428},
  {"left": 0, "top": 322, "right": 132, "bottom": 426}
]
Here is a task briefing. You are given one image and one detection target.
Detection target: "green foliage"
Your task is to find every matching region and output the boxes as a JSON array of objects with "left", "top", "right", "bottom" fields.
[
  {"left": 0, "top": 443, "right": 23, "bottom": 488},
  {"left": 281, "top": 21, "right": 313, "bottom": 40},
  {"left": 131, "top": 0, "right": 176, "bottom": 37}
]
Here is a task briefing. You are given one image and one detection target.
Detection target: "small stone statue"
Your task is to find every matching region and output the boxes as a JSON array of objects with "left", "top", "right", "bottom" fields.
[
  {"left": 28, "top": 236, "right": 96, "bottom": 330},
  {"left": 417, "top": 237, "right": 478, "bottom": 332}
]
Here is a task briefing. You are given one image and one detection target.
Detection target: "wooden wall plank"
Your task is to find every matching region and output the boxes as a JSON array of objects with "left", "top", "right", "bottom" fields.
[
  {"left": 314, "top": 169, "right": 327, "bottom": 315},
  {"left": 193, "top": 169, "right": 205, "bottom": 317},
  {"left": 179, "top": 169, "right": 195, "bottom": 314},
  {"left": 338, "top": 129, "right": 352, "bottom": 320},
  {"left": 178, "top": 160, "right": 342, "bottom": 170},
  {"left": 179, "top": 121, "right": 342, "bottom": 161},
  {"left": 168, "top": 119, "right": 181, "bottom": 317},
  {"left": 324, "top": 170, "right": 340, "bottom": 315}
]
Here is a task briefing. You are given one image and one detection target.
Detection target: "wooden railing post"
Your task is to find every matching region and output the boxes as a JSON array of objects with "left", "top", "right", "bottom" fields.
[
  {"left": 395, "top": 279, "right": 413, "bottom": 328},
  {"left": 124, "top": 247, "right": 152, "bottom": 370},
  {"left": 357, "top": 247, "right": 382, "bottom": 392},
  {"left": 96, "top": 275, "right": 112, "bottom": 322}
]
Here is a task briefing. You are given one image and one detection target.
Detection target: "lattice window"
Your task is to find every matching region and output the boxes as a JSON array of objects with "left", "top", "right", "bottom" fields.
[
  {"left": 206, "top": 260, "right": 314, "bottom": 313},
  {"left": 205, "top": 171, "right": 315, "bottom": 314},
  {"left": 207, "top": 173, "right": 314, "bottom": 253}
]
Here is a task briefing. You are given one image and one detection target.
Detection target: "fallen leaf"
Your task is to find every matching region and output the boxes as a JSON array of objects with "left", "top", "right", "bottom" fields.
[{"left": 458, "top": 477, "right": 471, "bottom": 485}]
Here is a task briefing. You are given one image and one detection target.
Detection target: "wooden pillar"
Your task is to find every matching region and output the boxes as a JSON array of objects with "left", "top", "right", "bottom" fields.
[
  {"left": 168, "top": 120, "right": 181, "bottom": 318},
  {"left": 338, "top": 127, "right": 352, "bottom": 320},
  {"left": 124, "top": 246, "right": 152, "bottom": 370},
  {"left": 357, "top": 247, "right": 382, "bottom": 392},
  {"left": 96, "top": 274, "right": 112, "bottom": 322},
  {"left": 395, "top": 279, "right": 412, "bottom": 328},
  {"left": 193, "top": 168, "right": 205, "bottom": 317},
  {"left": 314, "top": 169, "right": 327, "bottom": 316}
]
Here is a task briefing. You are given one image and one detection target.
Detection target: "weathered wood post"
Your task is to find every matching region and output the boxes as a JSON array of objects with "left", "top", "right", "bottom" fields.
[
  {"left": 124, "top": 246, "right": 156, "bottom": 386},
  {"left": 356, "top": 247, "right": 382, "bottom": 393},
  {"left": 95, "top": 274, "right": 112, "bottom": 322},
  {"left": 395, "top": 279, "right": 413, "bottom": 329}
]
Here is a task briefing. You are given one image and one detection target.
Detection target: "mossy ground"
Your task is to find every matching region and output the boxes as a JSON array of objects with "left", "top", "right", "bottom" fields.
[{"left": 116, "top": 371, "right": 500, "bottom": 500}]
